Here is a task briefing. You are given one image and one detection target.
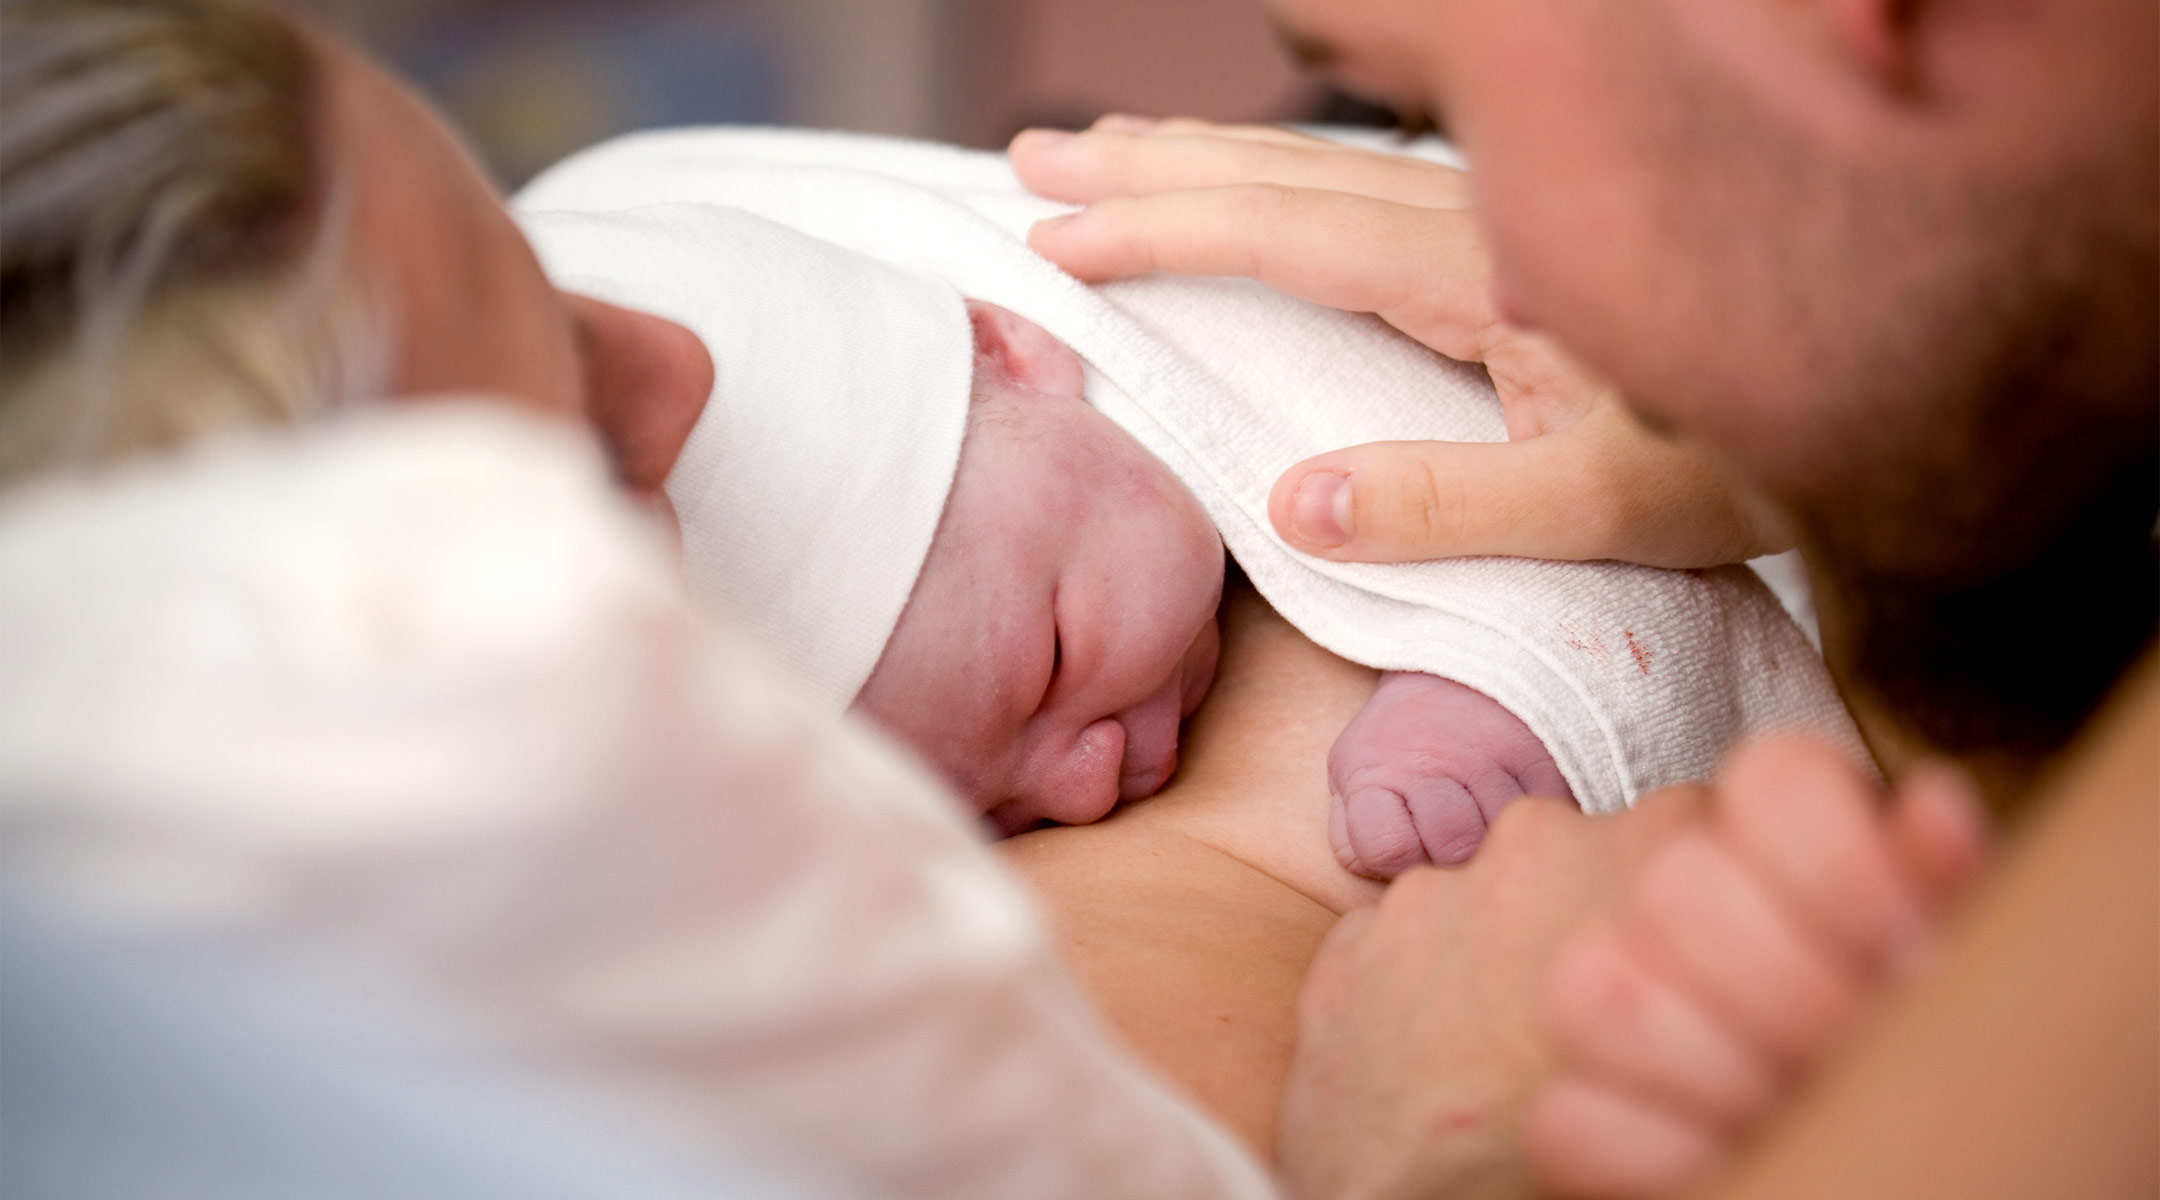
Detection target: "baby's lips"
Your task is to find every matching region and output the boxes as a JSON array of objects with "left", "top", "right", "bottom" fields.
[
  {"left": 1118, "top": 747, "right": 1177, "bottom": 801},
  {"left": 1115, "top": 684, "right": 1189, "bottom": 801}
]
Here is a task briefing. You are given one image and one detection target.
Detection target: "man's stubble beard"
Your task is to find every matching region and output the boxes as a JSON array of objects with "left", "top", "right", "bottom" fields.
[
  {"left": 1628, "top": 26, "right": 2159, "bottom": 772},
  {"left": 1800, "top": 165, "right": 2158, "bottom": 766}
]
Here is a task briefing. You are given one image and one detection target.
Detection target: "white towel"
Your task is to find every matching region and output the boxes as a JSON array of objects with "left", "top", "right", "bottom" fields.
[{"left": 517, "top": 128, "right": 1872, "bottom": 812}]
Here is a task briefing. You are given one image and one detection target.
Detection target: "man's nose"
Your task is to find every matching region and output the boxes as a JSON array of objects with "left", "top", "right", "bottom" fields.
[
  {"left": 561, "top": 292, "right": 713, "bottom": 495},
  {"left": 1011, "top": 716, "right": 1126, "bottom": 828}
]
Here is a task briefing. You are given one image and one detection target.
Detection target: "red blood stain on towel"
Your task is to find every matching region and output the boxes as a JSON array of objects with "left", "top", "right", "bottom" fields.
[
  {"left": 1559, "top": 620, "right": 1607, "bottom": 658},
  {"left": 1624, "top": 631, "right": 1654, "bottom": 676}
]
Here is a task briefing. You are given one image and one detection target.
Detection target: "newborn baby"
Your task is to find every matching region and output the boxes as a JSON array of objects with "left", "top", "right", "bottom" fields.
[
  {"left": 516, "top": 128, "right": 1866, "bottom": 878},
  {"left": 857, "top": 298, "right": 1569, "bottom": 862}
]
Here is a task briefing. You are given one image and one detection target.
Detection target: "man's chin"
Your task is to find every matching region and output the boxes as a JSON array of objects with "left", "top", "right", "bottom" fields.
[{"left": 1808, "top": 471, "right": 2158, "bottom": 777}]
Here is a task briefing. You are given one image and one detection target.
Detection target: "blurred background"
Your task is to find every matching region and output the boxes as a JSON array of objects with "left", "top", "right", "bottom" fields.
[{"left": 293, "top": 0, "right": 1381, "bottom": 186}]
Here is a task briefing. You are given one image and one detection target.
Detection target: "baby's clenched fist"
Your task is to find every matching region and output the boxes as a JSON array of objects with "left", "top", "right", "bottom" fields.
[{"left": 1328, "top": 671, "right": 1572, "bottom": 878}]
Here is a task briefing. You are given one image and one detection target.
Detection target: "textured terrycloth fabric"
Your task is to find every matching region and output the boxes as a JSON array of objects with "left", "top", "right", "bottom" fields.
[
  {"left": 0, "top": 406, "right": 1275, "bottom": 1200},
  {"left": 522, "top": 203, "right": 973, "bottom": 709},
  {"left": 517, "top": 128, "right": 1872, "bottom": 810}
]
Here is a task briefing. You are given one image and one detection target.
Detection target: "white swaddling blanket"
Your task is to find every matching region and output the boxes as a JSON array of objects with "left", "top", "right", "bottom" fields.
[{"left": 518, "top": 128, "right": 1871, "bottom": 811}]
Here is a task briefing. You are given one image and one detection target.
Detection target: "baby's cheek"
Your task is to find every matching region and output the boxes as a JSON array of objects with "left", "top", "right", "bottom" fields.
[{"left": 855, "top": 644, "right": 1002, "bottom": 812}]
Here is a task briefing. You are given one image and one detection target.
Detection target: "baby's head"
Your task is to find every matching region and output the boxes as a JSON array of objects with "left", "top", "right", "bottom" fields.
[
  {"left": 524, "top": 205, "right": 1221, "bottom": 833},
  {"left": 854, "top": 302, "right": 1225, "bottom": 835}
]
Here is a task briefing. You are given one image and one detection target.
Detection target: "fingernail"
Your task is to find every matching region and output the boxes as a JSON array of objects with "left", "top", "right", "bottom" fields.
[
  {"left": 1030, "top": 213, "right": 1077, "bottom": 241},
  {"left": 1015, "top": 128, "right": 1074, "bottom": 152},
  {"left": 1093, "top": 113, "right": 1158, "bottom": 134},
  {"left": 1290, "top": 471, "right": 1353, "bottom": 548}
]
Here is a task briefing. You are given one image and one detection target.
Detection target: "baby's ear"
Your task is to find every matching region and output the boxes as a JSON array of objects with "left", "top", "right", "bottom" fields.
[{"left": 965, "top": 300, "right": 1087, "bottom": 399}]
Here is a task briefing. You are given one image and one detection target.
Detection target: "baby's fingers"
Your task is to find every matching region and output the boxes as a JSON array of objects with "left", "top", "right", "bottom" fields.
[{"left": 1334, "top": 785, "right": 1436, "bottom": 879}]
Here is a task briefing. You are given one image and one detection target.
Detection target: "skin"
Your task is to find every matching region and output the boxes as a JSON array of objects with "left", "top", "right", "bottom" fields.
[
  {"left": 1252, "top": 0, "right": 2154, "bottom": 514},
  {"left": 1001, "top": 0, "right": 2154, "bottom": 1195},
  {"left": 301, "top": 15, "right": 2156, "bottom": 1198},
  {"left": 1015, "top": 4, "right": 2157, "bottom": 785},
  {"left": 1531, "top": 746, "right": 1989, "bottom": 1197},
  {"left": 1330, "top": 671, "right": 1570, "bottom": 875},
  {"left": 1256, "top": 0, "right": 2158, "bottom": 784},
  {"left": 1015, "top": 123, "right": 1790, "bottom": 572},
  {"left": 331, "top": 24, "right": 1571, "bottom": 873},
  {"left": 856, "top": 302, "right": 1564, "bottom": 857},
  {"left": 316, "top": 34, "right": 713, "bottom": 516},
  {"left": 854, "top": 301, "right": 1226, "bottom": 834},
  {"left": 1000, "top": 580, "right": 1383, "bottom": 1153}
]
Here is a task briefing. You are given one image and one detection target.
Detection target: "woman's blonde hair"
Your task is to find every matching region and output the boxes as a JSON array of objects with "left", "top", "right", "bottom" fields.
[{"left": 0, "top": 0, "right": 375, "bottom": 483}]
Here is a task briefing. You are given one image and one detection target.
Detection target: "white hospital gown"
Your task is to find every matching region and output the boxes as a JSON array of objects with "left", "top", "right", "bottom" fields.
[{"left": 0, "top": 405, "right": 1272, "bottom": 1200}]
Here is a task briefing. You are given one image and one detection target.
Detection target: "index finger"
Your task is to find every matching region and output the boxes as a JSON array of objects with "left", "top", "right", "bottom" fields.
[
  {"left": 1089, "top": 114, "right": 1334, "bottom": 147},
  {"left": 1030, "top": 184, "right": 1505, "bottom": 362},
  {"left": 1012, "top": 126, "right": 1471, "bottom": 209}
]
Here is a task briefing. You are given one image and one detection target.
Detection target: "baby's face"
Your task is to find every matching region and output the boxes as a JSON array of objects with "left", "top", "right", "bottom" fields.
[{"left": 855, "top": 302, "right": 1224, "bottom": 835}]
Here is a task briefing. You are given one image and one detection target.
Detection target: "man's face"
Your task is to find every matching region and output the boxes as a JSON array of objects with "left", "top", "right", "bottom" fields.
[
  {"left": 1267, "top": 0, "right": 1874, "bottom": 497},
  {"left": 1272, "top": 0, "right": 2155, "bottom": 516},
  {"left": 1270, "top": 0, "right": 2158, "bottom": 758}
]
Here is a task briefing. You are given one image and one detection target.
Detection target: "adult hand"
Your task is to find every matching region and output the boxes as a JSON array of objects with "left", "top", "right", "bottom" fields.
[
  {"left": 1010, "top": 118, "right": 1790, "bottom": 569},
  {"left": 1529, "top": 738, "right": 1989, "bottom": 1198},
  {"left": 1275, "top": 789, "right": 1704, "bottom": 1200}
]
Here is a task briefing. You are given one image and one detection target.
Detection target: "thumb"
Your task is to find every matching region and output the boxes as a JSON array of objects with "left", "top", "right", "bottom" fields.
[
  {"left": 1269, "top": 437, "right": 1603, "bottom": 562},
  {"left": 1269, "top": 412, "right": 1781, "bottom": 566}
]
